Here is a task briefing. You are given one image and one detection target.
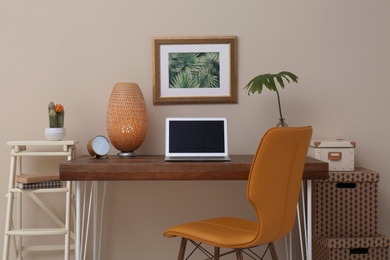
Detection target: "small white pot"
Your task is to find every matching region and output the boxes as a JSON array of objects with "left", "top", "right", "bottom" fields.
[{"left": 44, "top": 128, "right": 66, "bottom": 141}]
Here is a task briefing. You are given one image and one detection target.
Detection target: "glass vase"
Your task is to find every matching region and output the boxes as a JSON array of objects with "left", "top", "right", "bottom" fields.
[{"left": 276, "top": 119, "right": 288, "bottom": 127}]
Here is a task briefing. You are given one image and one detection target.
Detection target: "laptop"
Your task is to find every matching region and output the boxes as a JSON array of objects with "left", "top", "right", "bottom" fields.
[{"left": 165, "top": 117, "right": 231, "bottom": 162}]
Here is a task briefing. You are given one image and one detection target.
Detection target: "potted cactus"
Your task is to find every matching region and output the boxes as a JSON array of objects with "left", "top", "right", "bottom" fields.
[{"left": 44, "top": 102, "right": 66, "bottom": 141}]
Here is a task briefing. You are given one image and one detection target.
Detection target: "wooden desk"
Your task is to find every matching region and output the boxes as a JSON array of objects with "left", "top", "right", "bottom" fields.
[
  {"left": 59, "top": 155, "right": 328, "bottom": 260},
  {"left": 59, "top": 155, "right": 328, "bottom": 181}
]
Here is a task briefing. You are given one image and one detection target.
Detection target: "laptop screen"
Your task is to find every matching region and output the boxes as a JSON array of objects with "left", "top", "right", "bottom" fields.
[{"left": 165, "top": 118, "right": 228, "bottom": 157}]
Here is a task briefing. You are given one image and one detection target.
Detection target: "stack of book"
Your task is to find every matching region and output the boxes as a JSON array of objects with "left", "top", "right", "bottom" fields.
[{"left": 16, "top": 174, "right": 62, "bottom": 190}]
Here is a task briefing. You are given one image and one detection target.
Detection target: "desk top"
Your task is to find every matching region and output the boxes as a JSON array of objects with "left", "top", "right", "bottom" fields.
[{"left": 59, "top": 155, "right": 328, "bottom": 181}]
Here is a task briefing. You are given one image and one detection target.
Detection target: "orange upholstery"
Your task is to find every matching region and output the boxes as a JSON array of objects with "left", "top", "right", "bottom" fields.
[{"left": 164, "top": 126, "right": 313, "bottom": 258}]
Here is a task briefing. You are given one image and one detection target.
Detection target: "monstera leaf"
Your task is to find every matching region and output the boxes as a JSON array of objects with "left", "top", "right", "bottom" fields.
[
  {"left": 244, "top": 71, "right": 299, "bottom": 127},
  {"left": 244, "top": 71, "right": 298, "bottom": 94}
]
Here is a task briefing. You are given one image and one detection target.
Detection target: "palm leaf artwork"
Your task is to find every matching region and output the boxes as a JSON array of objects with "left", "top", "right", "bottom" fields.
[
  {"left": 244, "top": 71, "right": 299, "bottom": 127},
  {"left": 169, "top": 52, "right": 220, "bottom": 89}
]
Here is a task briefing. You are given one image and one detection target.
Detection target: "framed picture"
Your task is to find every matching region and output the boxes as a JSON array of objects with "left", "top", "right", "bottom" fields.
[{"left": 153, "top": 36, "right": 237, "bottom": 104}]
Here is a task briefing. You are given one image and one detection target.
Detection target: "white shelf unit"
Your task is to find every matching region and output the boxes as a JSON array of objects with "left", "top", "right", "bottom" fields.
[{"left": 2, "top": 141, "right": 78, "bottom": 260}]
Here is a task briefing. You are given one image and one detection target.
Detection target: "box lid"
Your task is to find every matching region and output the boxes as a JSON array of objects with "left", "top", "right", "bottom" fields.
[
  {"left": 310, "top": 139, "right": 356, "bottom": 148},
  {"left": 326, "top": 168, "right": 380, "bottom": 182},
  {"left": 314, "top": 235, "right": 390, "bottom": 249}
]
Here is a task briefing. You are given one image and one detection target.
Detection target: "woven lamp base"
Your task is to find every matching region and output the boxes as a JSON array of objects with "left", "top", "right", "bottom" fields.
[{"left": 106, "top": 82, "right": 148, "bottom": 156}]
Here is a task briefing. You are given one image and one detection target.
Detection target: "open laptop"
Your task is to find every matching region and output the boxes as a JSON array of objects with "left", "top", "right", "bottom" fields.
[{"left": 165, "top": 117, "right": 231, "bottom": 162}]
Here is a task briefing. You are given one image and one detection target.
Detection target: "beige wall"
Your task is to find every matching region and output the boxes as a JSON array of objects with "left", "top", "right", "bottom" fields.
[{"left": 1, "top": 0, "right": 390, "bottom": 259}]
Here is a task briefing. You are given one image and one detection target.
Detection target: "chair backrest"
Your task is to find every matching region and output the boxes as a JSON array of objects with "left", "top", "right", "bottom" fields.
[{"left": 247, "top": 126, "right": 312, "bottom": 246}]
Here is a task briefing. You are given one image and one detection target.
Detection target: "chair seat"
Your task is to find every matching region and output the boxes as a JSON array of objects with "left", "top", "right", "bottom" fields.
[{"left": 164, "top": 217, "right": 257, "bottom": 248}]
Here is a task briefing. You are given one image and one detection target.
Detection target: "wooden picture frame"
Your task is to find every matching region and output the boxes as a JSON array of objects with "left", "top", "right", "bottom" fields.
[{"left": 153, "top": 36, "right": 237, "bottom": 104}]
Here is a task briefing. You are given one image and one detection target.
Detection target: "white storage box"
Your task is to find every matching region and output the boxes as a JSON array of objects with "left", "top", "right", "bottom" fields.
[{"left": 308, "top": 139, "right": 355, "bottom": 171}]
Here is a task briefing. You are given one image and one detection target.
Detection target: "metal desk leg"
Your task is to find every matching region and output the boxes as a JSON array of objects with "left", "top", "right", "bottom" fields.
[
  {"left": 93, "top": 181, "right": 107, "bottom": 260},
  {"left": 296, "top": 180, "right": 313, "bottom": 260},
  {"left": 74, "top": 181, "right": 106, "bottom": 260},
  {"left": 93, "top": 182, "right": 98, "bottom": 260},
  {"left": 286, "top": 183, "right": 309, "bottom": 260},
  {"left": 307, "top": 180, "right": 312, "bottom": 260},
  {"left": 75, "top": 182, "right": 81, "bottom": 260},
  {"left": 297, "top": 203, "right": 304, "bottom": 260}
]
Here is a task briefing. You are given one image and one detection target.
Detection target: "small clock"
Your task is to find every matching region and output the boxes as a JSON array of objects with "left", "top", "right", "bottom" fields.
[{"left": 87, "top": 135, "right": 111, "bottom": 158}]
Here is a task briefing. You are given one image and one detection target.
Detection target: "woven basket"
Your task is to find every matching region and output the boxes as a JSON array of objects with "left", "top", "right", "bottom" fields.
[{"left": 106, "top": 82, "right": 148, "bottom": 153}]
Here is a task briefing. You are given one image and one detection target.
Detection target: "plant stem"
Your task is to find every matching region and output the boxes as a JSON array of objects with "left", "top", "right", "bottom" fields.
[{"left": 275, "top": 88, "right": 285, "bottom": 127}]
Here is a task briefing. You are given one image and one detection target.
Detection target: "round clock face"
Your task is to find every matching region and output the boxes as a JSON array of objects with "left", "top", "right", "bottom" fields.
[
  {"left": 87, "top": 136, "right": 110, "bottom": 158},
  {"left": 92, "top": 136, "right": 110, "bottom": 156}
]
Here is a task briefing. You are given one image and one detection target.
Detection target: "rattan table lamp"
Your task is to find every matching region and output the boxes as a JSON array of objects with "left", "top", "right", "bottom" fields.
[{"left": 106, "top": 82, "right": 148, "bottom": 157}]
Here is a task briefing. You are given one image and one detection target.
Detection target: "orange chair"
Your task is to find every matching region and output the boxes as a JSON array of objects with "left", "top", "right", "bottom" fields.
[{"left": 164, "top": 126, "right": 313, "bottom": 260}]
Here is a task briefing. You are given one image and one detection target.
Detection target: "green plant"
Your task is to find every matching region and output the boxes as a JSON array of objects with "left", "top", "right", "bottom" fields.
[
  {"left": 48, "top": 101, "right": 64, "bottom": 128},
  {"left": 168, "top": 52, "right": 220, "bottom": 88},
  {"left": 244, "top": 71, "right": 298, "bottom": 127}
]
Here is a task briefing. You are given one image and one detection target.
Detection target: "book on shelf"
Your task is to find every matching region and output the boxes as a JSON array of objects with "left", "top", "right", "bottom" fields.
[
  {"left": 17, "top": 180, "right": 62, "bottom": 190},
  {"left": 16, "top": 173, "right": 59, "bottom": 184}
]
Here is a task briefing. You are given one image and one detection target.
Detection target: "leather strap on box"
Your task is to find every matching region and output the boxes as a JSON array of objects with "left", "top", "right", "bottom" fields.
[{"left": 328, "top": 152, "right": 342, "bottom": 161}]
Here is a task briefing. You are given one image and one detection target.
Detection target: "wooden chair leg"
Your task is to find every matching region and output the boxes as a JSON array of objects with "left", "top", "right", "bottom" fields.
[
  {"left": 268, "top": 242, "right": 278, "bottom": 260},
  {"left": 178, "top": 238, "right": 187, "bottom": 260},
  {"left": 235, "top": 249, "right": 243, "bottom": 260},
  {"left": 214, "top": 247, "right": 220, "bottom": 260}
]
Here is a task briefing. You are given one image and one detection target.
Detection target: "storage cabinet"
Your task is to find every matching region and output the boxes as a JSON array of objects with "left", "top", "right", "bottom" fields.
[
  {"left": 2, "top": 141, "right": 78, "bottom": 260},
  {"left": 313, "top": 168, "right": 389, "bottom": 259}
]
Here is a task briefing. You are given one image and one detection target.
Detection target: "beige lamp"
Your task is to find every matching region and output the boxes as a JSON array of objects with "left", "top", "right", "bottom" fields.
[{"left": 106, "top": 82, "right": 148, "bottom": 157}]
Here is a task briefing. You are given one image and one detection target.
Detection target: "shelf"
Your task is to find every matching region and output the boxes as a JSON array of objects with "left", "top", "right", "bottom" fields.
[
  {"left": 10, "top": 187, "right": 69, "bottom": 193},
  {"left": 11, "top": 151, "right": 74, "bottom": 157},
  {"left": 22, "top": 244, "right": 76, "bottom": 251},
  {"left": 7, "top": 228, "right": 68, "bottom": 236},
  {"left": 3, "top": 140, "right": 78, "bottom": 260}
]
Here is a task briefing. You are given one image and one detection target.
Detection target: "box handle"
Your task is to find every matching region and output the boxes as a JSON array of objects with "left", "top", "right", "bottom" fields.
[
  {"left": 350, "top": 248, "right": 369, "bottom": 255},
  {"left": 336, "top": 183, "right": 357, "bottom": 189},
  {"left": 328, "top": 152, "right": 342, "bottom": 161}
]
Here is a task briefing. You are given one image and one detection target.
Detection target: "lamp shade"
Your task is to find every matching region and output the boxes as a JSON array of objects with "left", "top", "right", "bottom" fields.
[{"left": 106, "top": 82, "right": 148, "bottom": 157}]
